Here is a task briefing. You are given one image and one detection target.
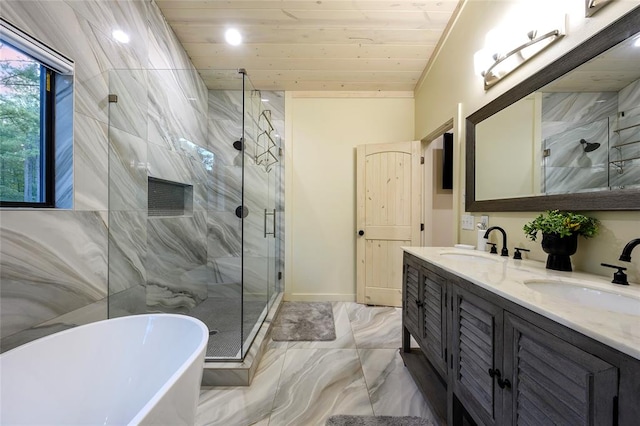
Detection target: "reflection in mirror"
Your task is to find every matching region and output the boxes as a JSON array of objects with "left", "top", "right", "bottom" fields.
[
  {"left": 542, "top": 92, "right": 615, "bottom": 195},
  {"left": 476, "top": 94, "right": 541, "bottom": 200},
  {"left": 467, "top": 7, "right": 640, "bottom": 211}
]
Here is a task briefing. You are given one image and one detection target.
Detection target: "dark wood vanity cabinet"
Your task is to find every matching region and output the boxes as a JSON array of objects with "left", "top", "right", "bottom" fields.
[
  {"left": 402, "top": 252, "right": 639, "bottom": 426},
  {"left": 502, "top": 313, "right": 618, "bottom": 426},
  {"left": 403, "top": 256, "right": 448, "bottom": 378},
  {"left": 452, "top": 283, "right": 618, "bottom": 426},
  {"left": 403, "top": 259, "right": 422, "bottom": 343},
  {"left": 451, "top": 284, "right": 503, "bottom": 426}
]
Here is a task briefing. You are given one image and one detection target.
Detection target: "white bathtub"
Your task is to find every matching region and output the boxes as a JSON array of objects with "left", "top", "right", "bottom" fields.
[{"left": 0, "top": 314, "right": 208, "bottom": 425}]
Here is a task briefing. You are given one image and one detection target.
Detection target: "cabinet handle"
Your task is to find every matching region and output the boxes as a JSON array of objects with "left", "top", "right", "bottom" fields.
[
  {"left": 415, "top": 300, "right": 424, "bottom": 307},
  {"left": 497, "top": 377, "right": 511, "bottom": 389},
  {"left": 489, "top": 368, "right": 511, "bottom": 389}
]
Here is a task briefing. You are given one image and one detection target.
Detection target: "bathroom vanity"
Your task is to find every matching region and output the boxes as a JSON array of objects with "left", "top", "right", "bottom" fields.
[{"left": 400, "top": 247, "right": 640, "bottom": 426}]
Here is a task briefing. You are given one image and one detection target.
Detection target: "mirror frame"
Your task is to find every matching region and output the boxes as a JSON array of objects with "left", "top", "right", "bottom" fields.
[{"left": 466, "top": 7, "right": 640, "bottom": 212}]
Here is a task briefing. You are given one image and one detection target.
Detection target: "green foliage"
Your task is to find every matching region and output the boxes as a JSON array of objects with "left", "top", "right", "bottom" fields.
[
  {"left": 0, "top": 41, "right": 42, "bottom": 202},
  {"left": 523, "top": 210, "right": 599, "bottom": 241}
]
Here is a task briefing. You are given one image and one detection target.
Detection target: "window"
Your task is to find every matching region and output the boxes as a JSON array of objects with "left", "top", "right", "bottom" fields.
[
  {"left": 0, "top": 42, "right": 54, "bottom": 206},
  {"left": 0, "top": 18, "right": 73, "bottom": 208}
]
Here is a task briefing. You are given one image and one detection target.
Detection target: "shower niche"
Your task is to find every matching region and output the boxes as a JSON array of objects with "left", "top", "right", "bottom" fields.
[{"left": 148, "top": 177, "right": 193, "bottom": 217}]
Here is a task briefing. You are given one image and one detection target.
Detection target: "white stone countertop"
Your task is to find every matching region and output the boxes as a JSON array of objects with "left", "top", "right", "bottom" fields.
[{"left": 402, "top": 246, "right": 640, "bottom": 361}]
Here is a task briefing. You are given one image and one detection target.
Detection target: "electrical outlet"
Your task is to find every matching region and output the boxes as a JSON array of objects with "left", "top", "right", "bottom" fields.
[
  {"left": 461, "top": 214, "right": 475, "bottom": 230},
  {"left": 480, "top": 215, "right": 489, "bottom": 229}
]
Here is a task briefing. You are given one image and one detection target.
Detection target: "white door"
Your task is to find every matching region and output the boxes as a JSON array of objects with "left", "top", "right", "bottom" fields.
[{"left": 356, "top": 141, "right": 422, "bottom": 306}]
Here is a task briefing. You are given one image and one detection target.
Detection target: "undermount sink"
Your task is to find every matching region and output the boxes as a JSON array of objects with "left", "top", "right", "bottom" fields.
[
  {"left": 523, "top": 280, "right": 640, "bottom": 316},
  {"left": 439, "top": 252, "right": 499, "bottom": 264}
]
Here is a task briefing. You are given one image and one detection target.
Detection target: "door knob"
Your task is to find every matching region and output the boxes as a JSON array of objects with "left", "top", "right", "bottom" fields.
[{"left": 358, "top": 230, "right": 364, "bottom": 236}]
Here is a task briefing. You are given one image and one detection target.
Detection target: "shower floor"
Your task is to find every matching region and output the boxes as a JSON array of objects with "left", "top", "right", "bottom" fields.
[{"left": 189, "top": 297, "right": 268, "bottom": 359}]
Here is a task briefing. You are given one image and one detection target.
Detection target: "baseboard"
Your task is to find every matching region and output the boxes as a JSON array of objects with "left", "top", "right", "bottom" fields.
[{"left": 284, "top": 293, "right": 356, "bottom": 302}]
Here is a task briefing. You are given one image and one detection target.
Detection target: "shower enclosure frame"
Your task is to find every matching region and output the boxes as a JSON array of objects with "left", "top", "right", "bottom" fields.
[{"left": 106, "top": 68, "right": 282, "bottom": 362}]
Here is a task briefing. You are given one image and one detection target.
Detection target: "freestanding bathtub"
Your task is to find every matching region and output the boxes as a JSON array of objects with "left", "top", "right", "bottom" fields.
[{"left": 0, "top": 314, "right": 208, "bottom": 425}]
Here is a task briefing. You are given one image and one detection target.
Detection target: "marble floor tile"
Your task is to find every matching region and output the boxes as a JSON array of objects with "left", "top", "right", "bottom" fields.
[
  {"left": 195, "top": 303, "right": 437, "bottom": 426},
  {"left": 269, "top": 348, "right": 374, "bottom": 425},
  {"left": 196, "top": 348, "right": 286, "bottom": 426},
  {"left": 286, "top": 302, "right": 356, "bottom": 350},
  {"left": 346, "top": 303, "right": 403, "bottom": 349},
  {"left": 359, "top": 348, "right": 437, "bottom": 420}
]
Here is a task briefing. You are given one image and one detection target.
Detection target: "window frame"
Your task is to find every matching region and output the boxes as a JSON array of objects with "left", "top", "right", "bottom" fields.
[
  {"left": 0, "top": 48, "right": 56, "bottom": 208},
  {"left": 0, "top": 18, "right": 73, "bottom": 208}
]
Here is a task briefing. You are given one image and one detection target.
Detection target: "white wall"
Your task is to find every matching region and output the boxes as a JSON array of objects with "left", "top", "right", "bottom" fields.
[
  {"left": 285, "top": 93, "right": 415, "bottom": 301},
  {"left": 415, "top": 0, "right": 640, "bottom": 282},
  {"left": 475, "top": 95, "right": 538, "bottom": 200}
]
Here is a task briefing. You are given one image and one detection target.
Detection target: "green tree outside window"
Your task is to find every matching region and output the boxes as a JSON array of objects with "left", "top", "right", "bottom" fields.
[{"left": 0, "top": 41, "right": 43, "bottom": 203}]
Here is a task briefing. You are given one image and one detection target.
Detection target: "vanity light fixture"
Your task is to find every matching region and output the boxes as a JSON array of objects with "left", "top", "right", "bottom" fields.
[
  {"left": 476, "top": 21, "right": 565, "bottom": 90},
  {"left": 112, "top": 29, "right": 130, "bottom": 44},
  {"left": 225, "top": 28, "right": 242, "bottom": 46},
  {"left": 585, "top": 0, "right": 614, "bottom": 17}
]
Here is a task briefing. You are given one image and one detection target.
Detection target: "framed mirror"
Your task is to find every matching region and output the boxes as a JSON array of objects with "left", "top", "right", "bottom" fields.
[{"left": 466, "top": 7, "right": 640, "bottom": 212}]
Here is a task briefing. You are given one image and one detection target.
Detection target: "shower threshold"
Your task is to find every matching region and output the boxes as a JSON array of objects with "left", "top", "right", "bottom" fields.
[
  {"left": 191, "top": 296, "right": 268, "bottom": 359},
  {"left": 200, "top": 292, "right": 283, "bottom": 386}
]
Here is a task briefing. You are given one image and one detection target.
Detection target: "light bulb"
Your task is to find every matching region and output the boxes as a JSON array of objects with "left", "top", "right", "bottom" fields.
[{"left": 225, "top": 28, "right": 242, "bottom": 46}]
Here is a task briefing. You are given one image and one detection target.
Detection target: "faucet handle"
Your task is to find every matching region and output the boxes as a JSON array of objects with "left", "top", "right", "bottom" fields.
[
  {"left": 601, "top": 263, "right": 629, "bottom": 286},
  {"left": 513, "top": 247, "right": 530, "bottom": 260},
  {"left": 487, "top": 242, "right": 497, "bottom": 254}
]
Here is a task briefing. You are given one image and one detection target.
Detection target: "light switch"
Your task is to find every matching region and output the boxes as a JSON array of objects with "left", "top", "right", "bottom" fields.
[{"left": 461, "top": 214, "right": 475, "bottom": 230}]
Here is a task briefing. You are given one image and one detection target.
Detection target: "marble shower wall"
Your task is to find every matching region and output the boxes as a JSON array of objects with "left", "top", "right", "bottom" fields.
[
  {"left": 541, "top": 92, "right": 617, "bottom": 194},
  {"left": 0, "top": 0, "right": 285, "bottom": 351},
  {"left": 206, "top": 89, "right": 285, "bottom": 303},
  {"left": 0, "top": 0, "right": 155, "bottom": 351},
  {"left": 541, "top": 81, "right": 640, "bottom": 194},
  {"left": 610, "top": 79, "right": 640, "bottom": 189}
]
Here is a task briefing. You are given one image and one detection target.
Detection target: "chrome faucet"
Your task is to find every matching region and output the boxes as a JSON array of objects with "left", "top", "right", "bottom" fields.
[
  {"left": 484, "top": 226, "right": 508, "bottom": 256},
  {"left": 619, "top": 238, "right": 640, "bottom": 262}
]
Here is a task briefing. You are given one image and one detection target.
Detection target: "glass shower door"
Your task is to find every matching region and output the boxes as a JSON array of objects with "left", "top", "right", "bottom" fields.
[{"left": 240, "top": 82, "right": 271, "bottom": 356}]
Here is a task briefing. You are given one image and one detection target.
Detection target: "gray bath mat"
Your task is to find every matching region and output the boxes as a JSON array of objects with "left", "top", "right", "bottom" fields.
[
  {"left": 326, "top": 415, "right": 435, "bottom": 426},
  {"left": 271, "top": 302, "right": 336, "bottom": 341}
]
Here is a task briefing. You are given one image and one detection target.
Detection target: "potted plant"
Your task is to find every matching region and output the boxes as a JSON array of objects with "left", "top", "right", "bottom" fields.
[{"left": 523, "top": 210, "right": 599, "bottom": 271}]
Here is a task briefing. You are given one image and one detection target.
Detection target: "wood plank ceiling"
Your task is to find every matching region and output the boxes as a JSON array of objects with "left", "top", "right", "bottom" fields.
[{"left": 155, "top": 0, "right": 462, "bottom": 91}]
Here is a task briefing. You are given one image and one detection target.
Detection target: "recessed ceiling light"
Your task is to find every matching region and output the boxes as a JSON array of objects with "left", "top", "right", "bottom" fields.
[
  {"left": 112, "top": 29, "right": 130, "bottom": 44},
  {"left": 225, "top": 28, "right": 242, "bottom": 46},
  {"left": 261, "top": 98, "right": 269, "bottom": 102}
]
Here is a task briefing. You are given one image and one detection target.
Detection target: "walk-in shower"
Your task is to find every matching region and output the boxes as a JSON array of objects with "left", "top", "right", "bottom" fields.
[{"left": 107, "top": 68, "right": 283, "bottom": 361}]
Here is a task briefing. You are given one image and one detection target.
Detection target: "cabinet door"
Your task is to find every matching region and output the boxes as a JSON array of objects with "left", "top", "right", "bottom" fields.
[
  {"left": 420, "top": 266, "right": 447, "bottom": 378},
  {"left": 503, "top": 313, "right": 618, "bottom": 426},
  {"left": 452, "top": 285, "right": 503, "bottom": 426},
  {"left": 403, "top": 259, "right": 421, "bottom": 339}
]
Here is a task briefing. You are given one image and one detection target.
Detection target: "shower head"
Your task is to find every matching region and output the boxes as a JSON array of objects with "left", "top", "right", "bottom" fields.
[{"left": 580, "top": 138, "right": 600, "bottom": 152}]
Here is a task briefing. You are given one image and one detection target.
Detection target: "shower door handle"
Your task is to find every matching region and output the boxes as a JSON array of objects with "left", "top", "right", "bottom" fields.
[
  {"left": 272, "top": 209, "right": 276, "bottom": 238},
  {"left": 264, "top": 209, "right": 276, "bottom": 238}
]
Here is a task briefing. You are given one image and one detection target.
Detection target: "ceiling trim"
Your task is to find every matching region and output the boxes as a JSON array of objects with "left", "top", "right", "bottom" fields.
[
  {"left": 415, "top": 0, "right": 467, "bottom": 93},
  {"left": 291, "top": 91, "right": 414, "bottom": 98}
]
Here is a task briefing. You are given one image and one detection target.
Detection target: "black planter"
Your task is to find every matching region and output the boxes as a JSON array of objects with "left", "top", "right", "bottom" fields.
[{"left": 541, "top": 232, "right": 578, "bottom": 271}]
